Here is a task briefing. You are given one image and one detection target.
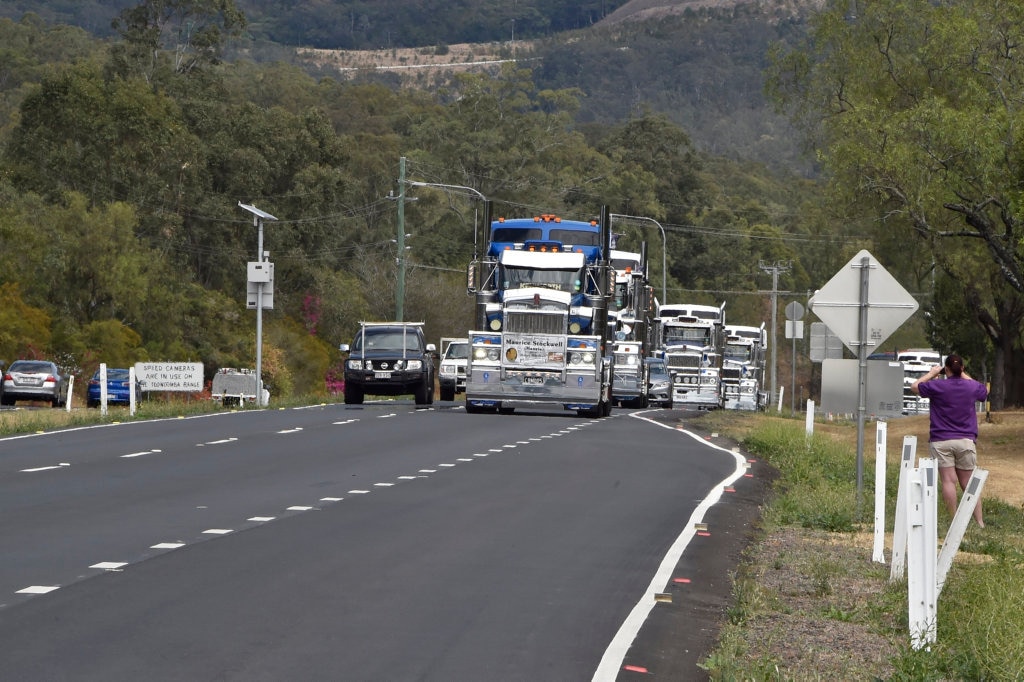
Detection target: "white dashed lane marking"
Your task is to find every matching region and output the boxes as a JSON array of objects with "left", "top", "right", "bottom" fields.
[
  {"left": 121, "top": 450, "right": 161, "bottom": 459},
  {"left": 16, "top": 586, "right": 59, "bottom": 595},
  {"left": 12, "top": 412, "right": 597, "bottom": 599},
  {"left": 198, "top": 437, "right": 237, "bottom": 446},
  {"left": 20, "top": 463, "right": 70, "bottom": 473}
]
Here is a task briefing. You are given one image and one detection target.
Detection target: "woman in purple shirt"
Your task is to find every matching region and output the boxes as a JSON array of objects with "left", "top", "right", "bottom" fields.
[{"left": 911, "top": 354, "right": 989, "bottom": 527}]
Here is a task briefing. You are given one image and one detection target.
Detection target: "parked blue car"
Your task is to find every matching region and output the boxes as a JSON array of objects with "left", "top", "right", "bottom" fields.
[{"left": 86, "top": 368, "right": 137, "bottom": 408}]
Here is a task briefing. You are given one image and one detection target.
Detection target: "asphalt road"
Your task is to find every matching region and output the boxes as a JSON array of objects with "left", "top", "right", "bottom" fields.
[{"left": 0, "top": 402, "right": 769, "bottom": 680}]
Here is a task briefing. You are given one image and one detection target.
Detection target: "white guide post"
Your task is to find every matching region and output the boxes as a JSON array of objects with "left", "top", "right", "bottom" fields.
[
  {"left": 872, "top": 420, "right": 887, "bottom": 563},
  {"left": 936, "top": 468, "right": 988, "bottom": 596},
  {"left": 890, "top": 436, "right": 916, "bottom": 581},
  {"left": 65, "top": 375, "right": 74, "bottom": 413},
  {"left": 805, "top": 399, "right": 815, "bottom": 438},
  {"left": 907, "top": 457, "right": 938, "bottom": 650},
  {"left": 129, "top": 366, "right": 137, "bottom": 416},
  {"left": 100, "top": 363, "right": 108, "bottom": 416}
]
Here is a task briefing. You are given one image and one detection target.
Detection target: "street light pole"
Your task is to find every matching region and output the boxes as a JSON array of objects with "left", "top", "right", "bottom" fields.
[
  {"left": 609, "top": 213, "right": 667, "bottom": 304},
  {"left": 397, "top": 157, "right": 407, "bottom": 322},
  {"left": 238, "top": 202, "right": 278, "bottom": 408}
]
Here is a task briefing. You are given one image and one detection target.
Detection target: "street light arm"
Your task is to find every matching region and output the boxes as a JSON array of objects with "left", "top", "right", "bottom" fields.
[{"left": 406, "top": 180, "right": 487, "bottom": 202}]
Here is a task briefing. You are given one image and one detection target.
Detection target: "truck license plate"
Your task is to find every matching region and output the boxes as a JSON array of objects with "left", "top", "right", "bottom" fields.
[
  {"left": 374, "top": 371, "right": 392, "bottom": 379},
  {"left": 523, "top": 376, "right": 543, "bottom": 385}
]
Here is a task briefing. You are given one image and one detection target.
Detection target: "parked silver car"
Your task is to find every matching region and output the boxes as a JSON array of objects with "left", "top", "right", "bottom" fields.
[{"left": 1, "top": 360, "right": 69, "bottom": 407}]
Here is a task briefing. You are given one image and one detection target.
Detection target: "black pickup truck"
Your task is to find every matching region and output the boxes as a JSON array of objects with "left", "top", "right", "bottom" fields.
[{"left": 339, "top": 322, "right": 436, "bottom": 405}]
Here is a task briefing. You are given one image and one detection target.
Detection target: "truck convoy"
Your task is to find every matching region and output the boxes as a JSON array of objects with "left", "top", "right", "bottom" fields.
[
  {"left": 609, "top": 247, "right": 654, "bottom": 407},
  {"left": 655, "top": 302, "right": 726, "bottom": 409},
  {"left": 720, "top": 323, "right": 768, "bottom": 410},
  {"left": 464, "top": 206, "right": 615, "bottom": 417},
  {"left": 898, "top": 348, "right": 942, "bottom": 414}
]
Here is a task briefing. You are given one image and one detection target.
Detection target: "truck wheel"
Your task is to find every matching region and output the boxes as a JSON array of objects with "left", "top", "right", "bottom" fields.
[
  {"left": 344, "top": 383, "right": 364, "bottom": 405},
  {"left": 440, "top": 385, "right": 455, "bottom": 402},
  {"left": 414, "top": 378, "right": 430, "bottom": 405}
]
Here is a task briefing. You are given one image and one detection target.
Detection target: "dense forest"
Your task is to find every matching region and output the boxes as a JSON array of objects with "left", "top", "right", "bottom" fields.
[
  {"left": 0, "top": 0, "right": 626, "bottom": 46},
  {"left": 0, "top": 0, "right": 1016, "bottom": 406}
]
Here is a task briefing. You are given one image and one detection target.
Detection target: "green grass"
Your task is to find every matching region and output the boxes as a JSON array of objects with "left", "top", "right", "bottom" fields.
[
  {"left": 697, "top": 413, "right": 1024, "bottom": 680},
  {"left": 0, "top": 393, "right": 342, "bottom": 436}
]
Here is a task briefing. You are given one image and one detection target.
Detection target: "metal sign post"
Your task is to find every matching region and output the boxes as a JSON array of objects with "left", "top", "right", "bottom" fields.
[
  {"left": 785, "top": 301, "right": 804, "bottom": 412},
  {"left": 809, "top": 250, "right": 919, "bottom": 500}
]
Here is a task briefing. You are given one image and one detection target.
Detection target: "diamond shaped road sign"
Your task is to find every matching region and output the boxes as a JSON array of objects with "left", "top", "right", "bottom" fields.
[{"left": 808, "top": 249, "right": 919, "bottom": 355}]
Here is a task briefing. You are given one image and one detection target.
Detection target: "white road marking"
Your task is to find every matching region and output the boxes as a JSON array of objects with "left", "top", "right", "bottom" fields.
[
  {"left": 439, "top": 463, "right": 456, "bottom": 468},
  {"left": 90, "top": 562, "right": 127, "bottom": 571},
  {"left": 419, "top": 469, "right": 437, "bottom": 473},
  {"left": 333, "top": 419, "right": 358, "bottom": 425},
  {"left": 502, "top": 444, "right": 517, "bottom": 449},
  {"left": 121, "top": 449, "right": 161, "bottom": 458},
  {"left": 198, "top": 437, "right": 237, "bottom": 446},
  {"left": 374, "top": 483, "right": 394, "bottom": 487},
  {"left": 457, "top": 458, "right": 474, "bottom": 462},
  {"left": 472, "top": 453, "right": 489, "bottom": 457},
  {"left": 377, "top": 413, "right": 397, "bottom": 419},
  {"left": 16, "top": 586, "right": 59, "bottom": 594},
  {"left": 286, "top": 506, "right": 313, "bottom": 511},
  {"left": 277, "top": 427, "right": 304, "bottom": 434},
  {"left": 248, "top": 516, "right": 275, "bottom": 522},
  {"left": 398, "top": 476, "right": 418, "bottom": 480},
  {"left": 517, "top": 441, "right": 531, "bottom": 444},
  {"left": 348, "top": 490, "right": 370, "bottom": 494},
  {"left": 20, "top": 463, "right": 71, "bottom": 473},
  {"left": 488, "top": 448, "right": 503, "bottom": 452},
  {"left": 320, "top": 497, "right": 343, "bottom": 502},
  {"left": 202, "top": 528, "right": 233, "bottom": 535},
  {"left": 151, "top": 542, "right": 185, "bottom": 549}
]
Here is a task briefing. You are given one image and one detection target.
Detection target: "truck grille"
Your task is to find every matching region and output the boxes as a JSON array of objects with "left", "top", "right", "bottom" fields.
[
  {"left": 667, "top": 355, "right": 701, "bottom": 369},
  {"left": 721, "top": 368, "right": 741, "bottom": 380},
  {"left": 505, "top": 310, "right": 567, "bottom": 335}
]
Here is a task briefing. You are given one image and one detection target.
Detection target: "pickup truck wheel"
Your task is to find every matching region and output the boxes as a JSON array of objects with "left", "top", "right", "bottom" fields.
[
  {"left": 344, "top": 383, "right": 364, "bottom": 405},
  {"left": 414, "top": 378, "right": 430, "bottom": 405},
  {"left": 440, "top": 385, "right": 455, "bottom": 402}
]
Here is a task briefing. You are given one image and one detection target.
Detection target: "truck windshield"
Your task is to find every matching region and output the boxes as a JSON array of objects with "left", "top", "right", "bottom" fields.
[
  {"left": 550, "top": 229, "right": 601, "bottom": 246},
  {"left": 500, "top": 265, "right": 582, "bottom": 293},
  {"left": 355, "top": 331, "right": 422, "bottom": 352},
  {"left": 664, "top": 327, "right": 709, "bottom": 344},
  {"left": 724, "top": 344, "right": 752, "bottom": 362}
]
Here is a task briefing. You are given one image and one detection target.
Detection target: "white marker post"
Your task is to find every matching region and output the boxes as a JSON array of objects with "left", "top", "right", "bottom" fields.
[
  {"left": 936, "top": 468, "right": 988, "bottom": 596},
  {"left": 65, "top": 375, "right": 74, "bottom": 413},
  {"left": 907, "top": 457, "right": 937, "bottom": 650},
  {"left": 890, "top": 436, "right": 916, "bottom": 581},
  {"left": 100, "top": 363, "right": 108, "bottom": 416},
  {"left": 805, "top": 399, "right": 815, "bottom": 438},
  {"left": 129, "top": 366, "right": 137, "bottom": 416},
  {"left": 872, "top": 420, "right": 887, "bottom": 563}
]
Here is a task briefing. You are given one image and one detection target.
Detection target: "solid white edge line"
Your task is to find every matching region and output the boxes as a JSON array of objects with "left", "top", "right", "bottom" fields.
[{"left": 591, "top": 413, "right": 748, "bottom": 682}]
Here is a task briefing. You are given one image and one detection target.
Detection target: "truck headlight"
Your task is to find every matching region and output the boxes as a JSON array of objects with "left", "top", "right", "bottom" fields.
[
  {"left": 440, "top": 364, "right": 455, "bottom": 376},
  {"left": 347, "top": 360, "right": 365, "bottom": 370},
  {"left": 406, "top": 360, "right": 422, "bottom": 370}
]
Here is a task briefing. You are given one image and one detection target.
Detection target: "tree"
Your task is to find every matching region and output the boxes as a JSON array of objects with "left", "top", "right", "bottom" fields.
[
  {"left": 0, "top": 283, "right": 51, "bottom": 362},
  {"left": 767, "top": 0, "right": 1024, "bottom": 407},
  {"left": 110, "top": 0, "right": 246, "bottom": 81}
]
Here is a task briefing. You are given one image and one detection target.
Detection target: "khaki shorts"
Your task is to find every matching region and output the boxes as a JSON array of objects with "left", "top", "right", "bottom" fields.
[{"left": 929, "top": 438, "right": 978, "bottom": 470}]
